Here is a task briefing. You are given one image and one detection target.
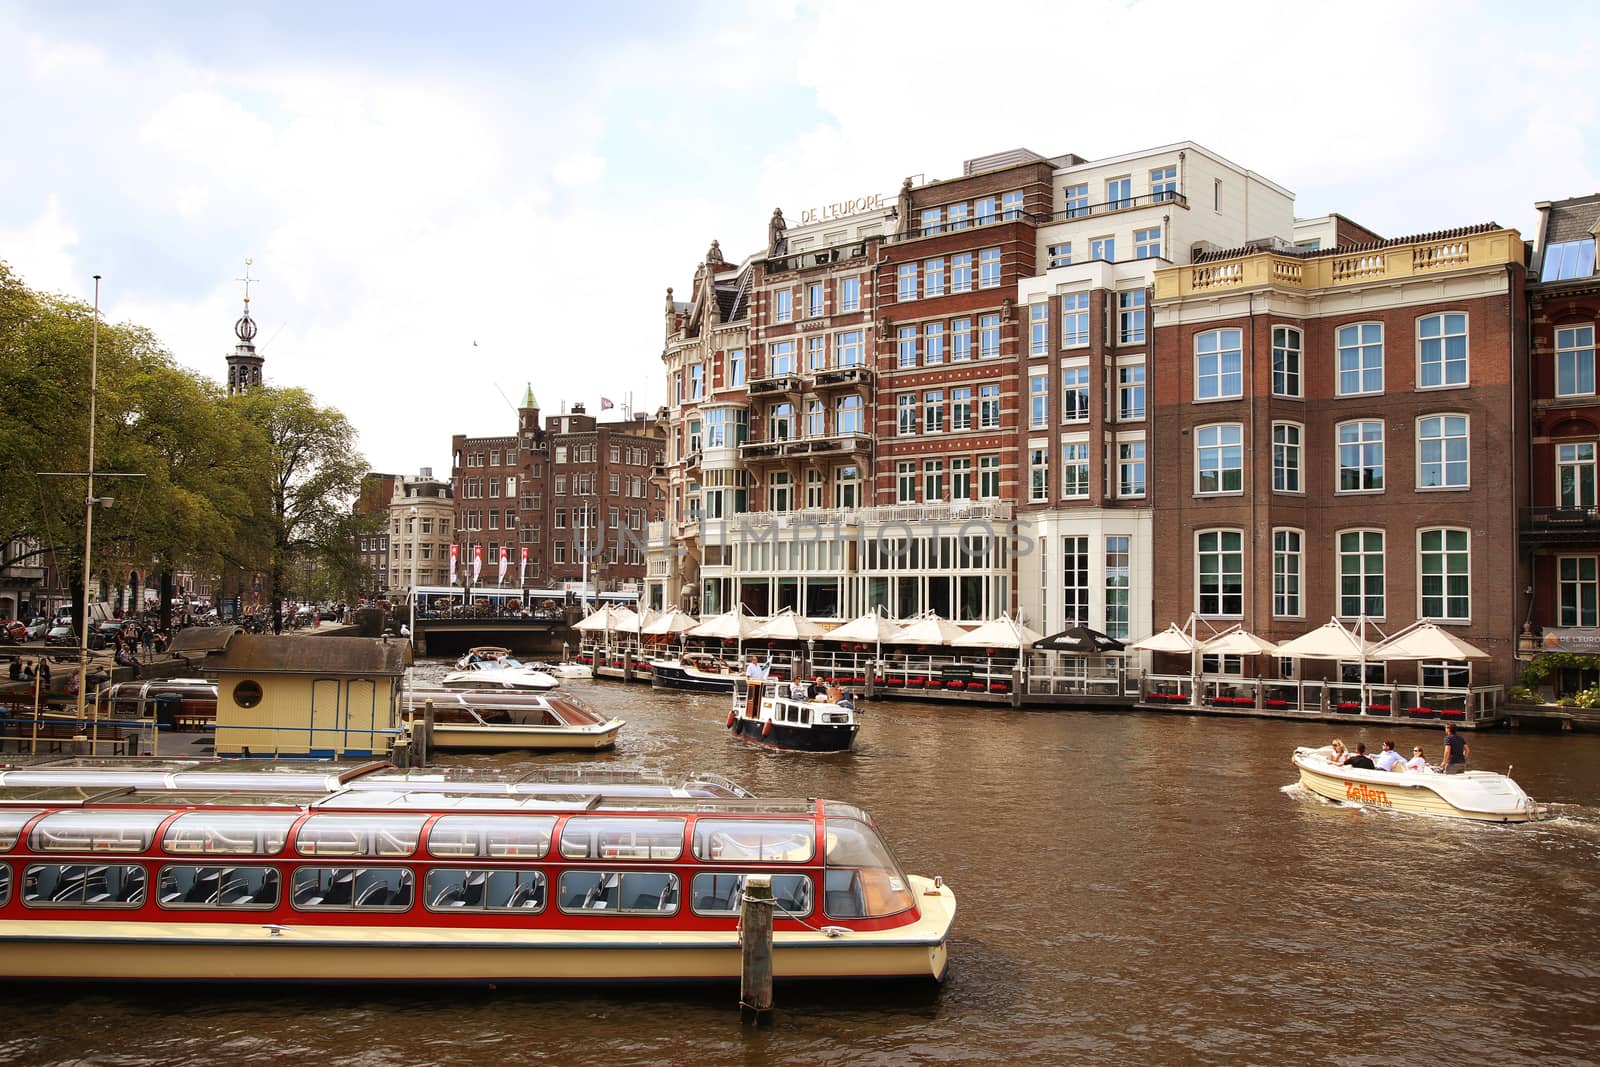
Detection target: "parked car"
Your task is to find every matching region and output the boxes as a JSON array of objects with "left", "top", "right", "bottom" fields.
[
  {"left": 0, "top": 619, "right": 25, "bottom": 643},
  {"left": 24, "top": 618, "right": 50, "bottom": 641},
  {"left": 45, "top": 624, "right": 76, "bottom": 647}
]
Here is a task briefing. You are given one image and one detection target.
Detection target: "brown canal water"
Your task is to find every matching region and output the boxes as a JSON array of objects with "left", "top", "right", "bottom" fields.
[{"left": 2, "top": 668, "right": 1598, "bottom": 1066}]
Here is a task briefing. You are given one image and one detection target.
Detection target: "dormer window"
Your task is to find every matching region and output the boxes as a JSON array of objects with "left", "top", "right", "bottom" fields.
[{"left": 1541, "top": 237, "right": 1596, "bottom": 281}]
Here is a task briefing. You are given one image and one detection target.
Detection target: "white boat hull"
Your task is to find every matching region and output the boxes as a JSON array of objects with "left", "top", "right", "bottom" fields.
[
  {"left": 1292, "top": 747, "right": 1546, "bottom": 823},
  {"left": 440, "top": 669, "right": 558, "bottom": 691},
  {"left": 426, "top": 719, "right": 622, "bottom": 751}
]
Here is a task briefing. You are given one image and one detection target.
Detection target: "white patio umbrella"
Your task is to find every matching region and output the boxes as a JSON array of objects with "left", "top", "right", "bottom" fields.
[
  {"left": 1369, "top": 621, "right": 1490, "bottom": 661},
  {"left": 1275, "top": 617, "right": 1380, "bottom": 705},
  {"left": 954, "top": 614, "right": 1044, "bottom": 650},
  {"left": 1200, "top": 629, "right": 1281, "bottom": 657},
  {"left": 1127, "top": 623, "right": 1200, "bottom": 654},
  {"left": 640, "top": 607, "right": 699, "bottom": 637},
  {"left": 573, "top": 606, "right": 619, "bottom": 632},
  {"left": 687, "top": 607, "right": 761, "bottom": 658},
  {"left": 824, "top": 608, "right": 901, "bottom": 646},
  {"left": 749, "top": 609, "right": 827, "bottom": 642},
  {"left": 883, "top": 612, "right": 971, "bottom": 646}
]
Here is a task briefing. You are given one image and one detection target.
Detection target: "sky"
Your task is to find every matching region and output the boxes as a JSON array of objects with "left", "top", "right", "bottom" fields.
[{"left": 2, "top": 0, "right": 1597, "bottom": 475}]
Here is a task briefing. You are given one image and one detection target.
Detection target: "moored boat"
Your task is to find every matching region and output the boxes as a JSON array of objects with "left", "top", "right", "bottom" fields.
[
  {"left": 525, "top": 661, "right": 594, "bottom": 680},
  {"left": 454, "top": 646, "right": 513, "bottom": 670},
  {"left": 728, "top": 679, "right": 859, "bottom": 752},
  {"left": 649, "top": 652, "right": 741, "bottom": 693},
  {"left": 1291, "top": 745, "right": 1548, "bottom": 823},
  {"left": 0, "top": 760, "right": 955, "bottom": 984},
  {"left": 402, "top": 687, "right": 623, "bottom": 751},
  {"left": 440, "top": 658, "right": 558, "bottom": 691}
]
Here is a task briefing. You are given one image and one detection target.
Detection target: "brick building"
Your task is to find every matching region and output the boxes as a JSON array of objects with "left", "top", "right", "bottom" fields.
[
  {"left": 1523, "top": 194, "right": 1600, "bottom": 655},
  {"left": 1149, "top": 225, "right": 1528, "bottom": 685},
  {"left": 451, "top": 388, "right": 664, "bottom": 595},
  {"left": 354, "top": 472, "right": 398, "bottom": 597}
]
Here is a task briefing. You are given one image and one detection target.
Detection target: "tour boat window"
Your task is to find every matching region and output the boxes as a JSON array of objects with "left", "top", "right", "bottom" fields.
[
  {"left": 29, "top": 810, "right": 173, "bottom": 854},
  {"left": 161, "top": 812, "right": 297, "bottom": 856},
  {"left": 294, "top": 814, "right": 426, "bottom": 858},
  {"left": 0, "top": 864, "right": 9, "bottom": 906},
  {"left": 0, "top": 810, "right": 42, "bottom": 851},
  {"left": 822, "top": 818, "right": 916, "bottom": 919},
  {"left": 691, "top": 820, "right": 815, "bottom": 864},
  {"left": 690, "top": 872, "right": 813, "bottom": 917},
  {"left": 559, "top": 817, "right": 685, "bottom": 861},
  {"left": 424, "top": 868, "right": 546, "bottom": 912},
  {"left": 23, "top": 863, "right": 147, "bottom": 907},
  {"left": 291, "top": 866, "right": 415, "bottom": 910},
  {"left": 157, "top": 865, "right": 280, "bottom": 909},
  {"left": 426, "top": 815, "right": 555, "bottom": 860},
  {"left": 556, "top": 870, "right": 680, "bottom": 914}
]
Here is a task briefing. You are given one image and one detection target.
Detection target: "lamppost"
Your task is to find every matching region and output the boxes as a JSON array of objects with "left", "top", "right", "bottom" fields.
[{"left": 408, "top": 505, "right": 418, "bottom": 651}]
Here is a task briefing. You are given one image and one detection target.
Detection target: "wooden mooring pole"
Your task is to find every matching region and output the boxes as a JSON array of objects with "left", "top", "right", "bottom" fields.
[
  {"left": 419, "top": 700, "right": 434, "bottom": 767},
  {"left": 739, "top": 873, "right": 774, "bottom": 1022}
]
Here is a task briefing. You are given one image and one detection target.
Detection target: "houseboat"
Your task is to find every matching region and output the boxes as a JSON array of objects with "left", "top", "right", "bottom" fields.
[
  {"left": 401, "top": 687, "right": 624, "bottom": 752},
  {"left": 1291, "top": 745, "right": 1548, "bottom": 823},
  {"left": 0, "top": 760, "right": 955, "bottom": 984},
  {"left": 649, "top": 653, "right": 744, "bottom": 694},
  {"left": 729, "top": 679, "right": 860, "bottom": 753}
]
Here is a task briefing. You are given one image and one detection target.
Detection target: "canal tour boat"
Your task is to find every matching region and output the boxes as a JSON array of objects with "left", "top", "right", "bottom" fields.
[
  {"left": 649, "top": 653, "right": 743, "bottom": 694},
  {"left": 440, "top": 658, "right": 559, "bottom": 691},
  {"left": 1291, "top": 745, "right": 1548, "bottom": 823},
  {"left": 0, "top": 760, "right": 955, "bottom": 985},
  {"left": 729, "top": 679, "right": 860, "bottom": 753},
  {"left": 401, "top": 687, "right": 624, "bottom": 752}
]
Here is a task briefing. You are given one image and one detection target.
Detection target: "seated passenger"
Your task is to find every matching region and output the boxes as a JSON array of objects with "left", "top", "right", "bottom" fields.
[
  {"left": 1328, "top": 739, "right": 1349, "bottom": 765},
  {"left": 806, "top": 677, "right": 825, "bottom": 700},
  {"left": 1406, "top": 746, "right": 1431, "bottom": 772},
  {"left": 1344, "top": 742, "right": 1376, "bottom": 770},
  {"left": 826, "top": 682, "right": 844, "bottom": 704},
  {"left": 1372, "top": 739, "right": 1407, "bottom": 772}
]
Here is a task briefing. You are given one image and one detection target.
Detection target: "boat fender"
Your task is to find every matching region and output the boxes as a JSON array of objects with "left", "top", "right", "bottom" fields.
[
  {"left": 726, "top": 710, "right": 736, "bottom": 728},
  {"left": 761, "top": 720, "right": 773, "bottom": 737}
]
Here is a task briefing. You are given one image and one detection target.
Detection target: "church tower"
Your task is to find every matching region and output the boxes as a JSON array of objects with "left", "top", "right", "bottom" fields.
[{"left": 226, "top": 258, "right": 264, "bottom": 396}]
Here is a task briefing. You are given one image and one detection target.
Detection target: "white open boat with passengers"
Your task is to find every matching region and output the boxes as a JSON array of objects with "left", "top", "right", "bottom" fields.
[
  {"left": 1292, "top": 745, "right": 1548, "bottom": 823},
  {"left": 440, "top": 657, "right": 558, "bottom": 691},
  {"left": 402, "top": 687, "right": 623, "bottom": 751},
  {"left": 0, "top": 758, "right": 956, "bottom": 985}
]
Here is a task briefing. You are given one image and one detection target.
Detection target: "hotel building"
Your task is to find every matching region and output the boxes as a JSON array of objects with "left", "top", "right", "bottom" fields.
[{"left": 387, "top": 468, "right": 454, "bottom": 593}]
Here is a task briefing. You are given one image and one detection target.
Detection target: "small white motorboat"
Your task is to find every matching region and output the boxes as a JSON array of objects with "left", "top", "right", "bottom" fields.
[
  {"left": 403, "top": 687, "right": 623, "bottom": 751},
  {"left": 441, "top": 657, "right": 559, "bottom": 691},
  {"left": 455, "top": 646, "right": 513, "bottom": 670},
  {"left": 526, "top": 660, "right": 594, "bottom": 680},
  {"left": 1291, "top": 745, "right": 1548, "bottom": 823}
]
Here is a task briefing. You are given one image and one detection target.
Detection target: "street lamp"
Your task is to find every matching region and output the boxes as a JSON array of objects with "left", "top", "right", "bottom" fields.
[{"left": 408, "top": 505, "right": 418, "bottom": 651}]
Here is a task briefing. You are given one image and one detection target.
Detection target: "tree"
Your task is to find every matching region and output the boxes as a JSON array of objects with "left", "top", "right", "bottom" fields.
[{"left": 236, "top": 387, "right": 371, "bottom": 632}]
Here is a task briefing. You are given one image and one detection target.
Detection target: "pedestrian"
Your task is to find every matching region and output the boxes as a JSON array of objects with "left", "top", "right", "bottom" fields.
[
  {"left": 141, "top": 627, "right": 155, "bottom": 661},
  {"left": 37, "top": 658, "right": 50, "bottom": 690},
  {"left": 1441, "top": 723, "right": 1470, "bottom": 775},
  {"left": 7, "top": 659, "right": 20, "bottom": 681}
]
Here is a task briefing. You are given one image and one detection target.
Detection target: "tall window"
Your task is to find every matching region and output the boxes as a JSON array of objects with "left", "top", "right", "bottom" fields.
[
  {"left": 1560, "top": 556, "right": 1598, "bottom": 626},
  {"left": 1272, "top": 423, "right": 1303, "bottom": 493},
  {"left": 1063, "top": 183, "right": 1089, "bottom": 218},
  {"left": 838, "top": 277, "right": 860, "bottom": 313},
  {"left": 975, "top": 197, "right": 996, "bottom": 225},
  {"left": 728, "top": 348, "right": 746, "bottom": 386},
  {"left": 951, "top": 387, "right": 973, "bottom": 430},
  {"left": 1197, "top": 530, "right": 1243, "bottom": 616},
  {"left": 1090, "top": 236, "right": 1115, "bottom": 262},
  {"left": 1418, "top": 415, "right": 1469, "bottom": 489},
  {"left": 1119, "top": 363, "right": 1145, "bottom": 421},
  {"left": 920, "top": 207, "right": 942, "bottom": 236},
  {"left": 1118, "top": 442, "right": 1146, "bottom": 497},
  {"left": 1106, "top": 177, "right": 1132, "bottom": 209},
  {"left": 1419, "top": 528, "right": 1470, "bottom": 621},
  {"left": 952, "top": 253, "right": 974, "bottom": 292},
  {"left": 689, "top": 364, "right": 704, "bottom": 399},
  {"left": 1118, "top": 290, "right": 1146, "bottom": 344},
  {"left": 923, "top": 390, "right": 945, "bottom": 433},
  {"left": 1273, "top": 530, "right": 1302, "bottom": 617},
  {"left": 978, "top": 248, "right": 1001, "bottom": 288},
  {"left": 1062, "top": 443, "right": 1090, "bottom": 498},
  {"left": 923, "top": 459, "right": 945, "bottom": 501},
  {"left": 833, "top": 465, "right": 861, "bottom": 509},
  {"left": 807, "top": 283, "right": 825, "bottom": 318},
  {"left": 897, "top": 394, "right": 917, "bottom": 436},
  {"left": 1029, "top": 374, "right": 1049, "bottom": 428},
  {"left": 1418, "top": 312, "right": 1468, "bottom": 388},
  {"left": 1029, "top": 303, "right": 1049, "bottom": 356},
  {"left": 951, "top": 456, "right": 973, "bottom": 499},
  {"left": 924, "top": 257, "right": 946, "bottom": 297},
  {"left": 836, "top": 395, "right": 864, "bottom": 434},
  {"left": 1062, "top": 366, "right": 1090, "bottom": 422},
  {"left": 1029, "top": 447, "right": 1049, "bottom": 502},
  {"left": 897, "top": 264, "right": 917, "bottom": 302},
  {"left": 1063, "top": 537, "right": 1089, "bottom": 626},
  {"left": 1133, "top": 227, "right": 1161, "bottom": 260},
  {"left": 1047, "top": 243, "right": 1072, "bottom": 268},
  {"left": 1105, "top": 537, "right": 1131, "bottom": 640},
  {"left": 1196, "top": 423, "right": 1243, "bottom": 494},
  {"left": 979, "top": 454, "right": 1001, "bottom": 498},
  {"left": 806, "top": 469, "right": 824, "bottom": 509},
  {"left": 836, "top": 331, "right": 864, "bottom": 368},
  {"left": 769, "top": 471, "right": 792, "bottom": 512},
  {"left": 979, "top": 385, "right": 1001, "bottom": 429},
  {"left": 979, "top": 315, "right": 1000, "bottom": 358},
  {"left": 774, "top": 289, "right": 793, "bottom": 323},
  {"left": 1559, "top": 442, "right": 1597, "bottom": 508},
  {"left": 897, "top": 326, "right": 918, "bottom": 368},
  {"left": 1061, "top": 293, "right": 1091, "bottom": 347},
  {"left": 1272, "top": 327, "right": 1302, "bottom": 398},
  {"left": 1337, "top": 420, "right": 1385, "bottom": 492},
  {"left": 1338, "top": 530, "right": 1385, "bottom": 618},
  {"left": 769, "top": 402, "right": 795, "bottom": 442},
  {"left": 1337, "top": 322, "right": 1384, "bottom": 395},
  {"left": 948, "top": 203, "right": 969, "bottom": 230},
  {"left": 1150, "top": 165, "right": 1177, "bottom": 201},
  {"left": 1196, "top": 328, "right": 1243, "bottom": 400},
  {"left": 770, "top": 340, "right": 795, "bottom": 376},
  {"left": 924, "top": 323, "right": 944, "bottom": 365},
  {"left": 951, "top": 318, "right": 973, "bottom": 361},
  {"left": 1557, "top": 325, "right": 1596, "bottom": 397},
  {"left": 807, "top": 335, "right": 827, "bottom": 371},
  {"left": 1001, "top": 191, "right": 1024, "bottom": 220}
]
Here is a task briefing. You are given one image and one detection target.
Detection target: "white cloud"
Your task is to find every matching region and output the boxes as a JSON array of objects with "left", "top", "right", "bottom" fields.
[{"left": 0, "top": 194, "right": 80, "bottom": 297}]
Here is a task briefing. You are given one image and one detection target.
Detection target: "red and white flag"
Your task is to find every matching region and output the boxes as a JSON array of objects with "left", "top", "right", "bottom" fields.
[
  {"left": 471, "top": 544, "right": 482, "bottom": 583},
  {"left": 497, "top": 546, "right": 509, "bottom": 586},
  {"left": 519, "top": 546, "right": 528, "bottom": 587},
  {"left": 600, "top": 397, "right": 615, "bottom": 410},
  {"left": 449, "top": 544, "right": 459, "bottom": 584}
]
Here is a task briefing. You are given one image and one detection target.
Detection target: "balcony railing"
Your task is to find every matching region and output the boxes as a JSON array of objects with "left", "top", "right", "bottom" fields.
[
  {"left": 813, "top": 364, "right": 874, "bottom": 390},
  {"left": 739, "top": 432, "right": 872, "bottom": 461},
  {"left": 1522, "top": 506, "right": 1600, "bottom": 543},
  {"left": 764, "top": 241, "right": 872, "bottom": 275},
  {"left": 747, "top": 373, "right": 803, "bottom": 397},
  {"left": 1032, "top": 191, "right": 1187, "bottom": 226},
  {"left": 736, "top": 500, "right": 1013, "bottom": 529}
]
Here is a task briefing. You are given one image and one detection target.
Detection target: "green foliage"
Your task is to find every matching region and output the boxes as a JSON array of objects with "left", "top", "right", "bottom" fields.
[
  {"left": 1506, "top": 685, "right": 1539, "bottom": 705},
  {"left": 1517, "top": 652, "right": 1600, "bottom": 689}
]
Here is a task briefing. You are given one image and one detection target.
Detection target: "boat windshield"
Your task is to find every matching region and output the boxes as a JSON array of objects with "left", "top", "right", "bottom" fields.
[{"left": 823, "top": 817, "right": 916, "bottom": 919}]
